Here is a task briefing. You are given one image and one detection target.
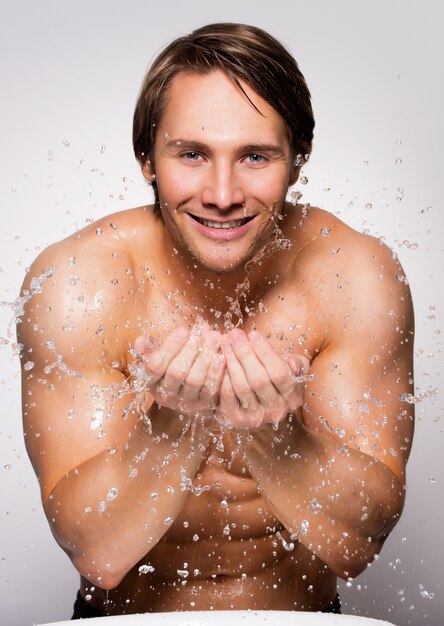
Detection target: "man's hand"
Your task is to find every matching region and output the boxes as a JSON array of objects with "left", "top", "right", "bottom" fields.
[
  {"left": 133, "top": 321, "right": 225, "bottom": 416},
  {"left": 215, "top": 329, "right": 310, "bottom": 428}
]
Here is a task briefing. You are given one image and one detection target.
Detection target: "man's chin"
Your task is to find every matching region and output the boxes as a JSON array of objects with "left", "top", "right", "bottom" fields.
[{"left": 195, "top": 258, "right": 246, "bottom": 275}]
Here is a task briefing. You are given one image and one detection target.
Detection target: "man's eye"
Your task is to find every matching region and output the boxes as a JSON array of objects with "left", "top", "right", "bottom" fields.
[
  {"left": 246, "top": 154, "right": 266, "bottom": 163},
  {"left": 182, "top": 152, "right": 201, "bottom": 161}
]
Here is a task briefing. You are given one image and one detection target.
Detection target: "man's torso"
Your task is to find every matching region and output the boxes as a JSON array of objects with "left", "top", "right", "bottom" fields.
[{"left": 47, "top": 203, "right": 364, "bottom": 613}]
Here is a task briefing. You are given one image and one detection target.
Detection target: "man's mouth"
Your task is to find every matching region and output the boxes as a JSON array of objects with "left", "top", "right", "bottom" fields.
[{"left": 191, "top": 215, "right": 254, "bottom": 229}]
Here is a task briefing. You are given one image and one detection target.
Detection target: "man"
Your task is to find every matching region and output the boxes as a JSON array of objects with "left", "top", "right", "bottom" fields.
[{"left": 19, "top": 23, "right": 414, "bottom": 618}]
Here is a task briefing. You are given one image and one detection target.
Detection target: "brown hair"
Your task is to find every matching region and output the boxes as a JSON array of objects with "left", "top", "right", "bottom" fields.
[{"left": 133, "top": 23, "right": 314, "bottom": 169}]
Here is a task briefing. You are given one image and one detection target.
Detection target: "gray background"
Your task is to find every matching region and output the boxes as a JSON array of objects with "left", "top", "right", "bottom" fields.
[{"left": 0, "top": 1, "right": 443, "bottom": 624}]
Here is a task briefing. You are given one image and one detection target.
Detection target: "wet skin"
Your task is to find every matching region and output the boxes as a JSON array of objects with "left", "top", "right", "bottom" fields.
[{"left": 19, "top": 71, "right": 414, "bottom": 614}]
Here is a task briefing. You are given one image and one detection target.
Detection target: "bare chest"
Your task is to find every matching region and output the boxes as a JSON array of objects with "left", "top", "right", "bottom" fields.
[{"left": 130, "top": 274, "right": 322, "bottom": 362}]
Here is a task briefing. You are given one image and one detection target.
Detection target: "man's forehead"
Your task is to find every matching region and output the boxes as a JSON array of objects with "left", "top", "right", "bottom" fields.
[{"left": 159, "top": 70, "right": 288, "bottom": 143}]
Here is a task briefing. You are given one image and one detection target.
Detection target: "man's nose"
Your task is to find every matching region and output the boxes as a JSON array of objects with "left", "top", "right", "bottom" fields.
[{"left": 201, "top": 162, "right": 245, "bottom": 210}]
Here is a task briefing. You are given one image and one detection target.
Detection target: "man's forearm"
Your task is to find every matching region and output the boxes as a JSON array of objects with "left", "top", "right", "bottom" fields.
[
  {"left": 45, "top": 405, "right": 211, "bottom": 588},
  {"left": 242, "top": 415, "right": 404, "bottom": 579}
]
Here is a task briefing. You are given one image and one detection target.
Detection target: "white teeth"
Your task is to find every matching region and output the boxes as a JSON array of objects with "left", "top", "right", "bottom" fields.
[{"left": 200, "top": 219, "right": 245, "bottom": 229}]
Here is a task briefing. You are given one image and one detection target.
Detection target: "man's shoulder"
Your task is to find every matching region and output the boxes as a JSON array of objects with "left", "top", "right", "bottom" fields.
[
  {"left": 289, "top": 206, "right": 413, "bottom": 333},
  {"left": 291, "top": 206, "right": 400, "bottom": 279},
  {"left": 24, "top": 205, "right": 157, "bottom": 287},
  {"left": 18, "top": 206, "right": 158, "bottom": 351}
]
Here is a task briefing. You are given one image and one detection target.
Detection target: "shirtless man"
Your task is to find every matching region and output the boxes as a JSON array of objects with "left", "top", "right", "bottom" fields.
[{"left": 19, "top": 23, "right": 414, "bottom": 618}]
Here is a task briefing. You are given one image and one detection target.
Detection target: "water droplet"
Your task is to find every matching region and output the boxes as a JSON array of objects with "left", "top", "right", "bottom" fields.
[
  {"left": 300, "top": 176, "right": 308, "bottom": 185},
  {"left": 164, "top": 517, "right": 174, "bottom": 526},
  {"left": 400, "top": 388, "right": 438, "bottom": 404},
  {"left": 98, "top": 501, "right": 107, "bottom": 513},
  {"left": 419, "top": 585, "right": 435, "bottom": 600},
  {"left": 320, "top": 227, "right": 331, "bottom": 237},
  {"left": 395, "top": 158, "right": 402, "bottom": 165},
  {"left": 3, "top": 464, "right": 11, "bottom": 470},
  {"left": 106, "top": 487, "right": 118, "bottom": 501},
  {"left": 301, "top": 203, "right": 310, "bottom": 218},
  {"left": 24, "top": 360, "right": 35, "bottom": 371},
  {"left": 220, "top": 498, "right": 228, "bottom": 508},
  {"left": 177, "top": 569, "right": 189, "bottom": 578},
  {"left": 289, "top": 189, "right": 303, "bottom": 205},
  {"left": 138, "top": 564, "right": 155, "bottom": 574},
  {"left": 308, "top": 498, "right": 322, "bottom": 514},
  {"left": 365, "top": 203, "right": 373, "bottom": 209},
  {"left": 395, "top": 274, "right": 409, "bottom": 285},
  {"left": 96, "top": 228, "right": 103, "bottom": 236},
  {"left": 258, "top": 302, "right": 268, "bottom": 314},
  {"left": 276, "top": 530, "right": 295, "bottom": 551}
]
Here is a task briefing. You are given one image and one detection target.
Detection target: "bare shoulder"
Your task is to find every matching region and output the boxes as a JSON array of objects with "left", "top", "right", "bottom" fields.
[
  {"left": 288, "top": 206, "right": 414, "bottom": 340},
  {"left": 18, "top": 206, "right": 157, "bottom": 368}
]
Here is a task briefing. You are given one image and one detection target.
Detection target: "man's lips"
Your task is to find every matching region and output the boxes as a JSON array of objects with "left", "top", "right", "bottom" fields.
[
  {"left": 189, "top": 215, "right": 254, "bottom": 229},
  {"left": 186, "top": 213, "right": 256, "bottom": 240}
]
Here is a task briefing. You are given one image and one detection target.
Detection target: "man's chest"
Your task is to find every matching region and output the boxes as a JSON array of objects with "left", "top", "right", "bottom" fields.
[{"left": 128, "top": 277, "right": 323, "bottom": 363}]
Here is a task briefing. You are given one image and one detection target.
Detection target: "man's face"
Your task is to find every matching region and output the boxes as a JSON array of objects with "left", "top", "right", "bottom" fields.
[{"left": 144, "top": 70, "right": 297, "bottom": 274}]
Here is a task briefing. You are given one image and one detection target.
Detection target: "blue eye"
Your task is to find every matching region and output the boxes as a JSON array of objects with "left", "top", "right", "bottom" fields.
[
  {"left": 183, "top": 152, "right": 201, "bottom": 161},
  {"left": 246, "top": 154, "right": 265, "bottom": 163}
]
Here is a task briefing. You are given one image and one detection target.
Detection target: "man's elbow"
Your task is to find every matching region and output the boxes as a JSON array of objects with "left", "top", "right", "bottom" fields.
[
  {"left": 327, "top": 536, "right": 385, "bottom": 580},
  {"left": 71, "top": 553, "right": 129, "bottom": 590},
  {"left": 328, "top": 501, "right": 404, "bottom": 580}
]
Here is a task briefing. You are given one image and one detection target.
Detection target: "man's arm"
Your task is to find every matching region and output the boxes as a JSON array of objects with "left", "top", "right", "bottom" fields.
[
  {"left": 18, "top": 240, "right": 219, "bottom": 589},
  {"left": 219, "top": 237, "right": 414, "bottom": 579}
]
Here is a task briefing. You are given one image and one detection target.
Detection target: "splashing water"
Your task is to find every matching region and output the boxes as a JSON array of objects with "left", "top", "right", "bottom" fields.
[
  {"left": 400, "top": 388, "right": 438, "bottom": 404},
  {"left": 2, "top": 266, "right": 56, "bottom": 355},
  {"left": 179, "top": 467, "right": 211, "bottom": 496},
  {"left": 220, "top": 215, "right": 293, "bottom": 329}
]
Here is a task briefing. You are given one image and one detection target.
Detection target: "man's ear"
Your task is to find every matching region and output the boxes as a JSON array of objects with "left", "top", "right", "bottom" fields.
[
  {"left": 141, "top": 159, "right": 156, "bottom": 183},
  {"left": 289, "top": 166, "right": 300, "bottom": 187}
]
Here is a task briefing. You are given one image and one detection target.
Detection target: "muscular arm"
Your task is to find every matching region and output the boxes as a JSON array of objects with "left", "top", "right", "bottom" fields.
[
  {"left": 19, "top": 237, "right": 211, "bottom": 589},
  {"left": 238, "top": 237, "right": 414, "bottom": 578}
]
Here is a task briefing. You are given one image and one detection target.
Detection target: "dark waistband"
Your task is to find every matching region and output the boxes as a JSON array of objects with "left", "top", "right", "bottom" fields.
[
  {"left": 321, "top": 593, "right": 341, "bottom": 614},
  {"left": 72, "top": 591, "right": 105, "bottom": 619},
  {"left": 72, "top": 590, "right": 341, "bottom": 619}
]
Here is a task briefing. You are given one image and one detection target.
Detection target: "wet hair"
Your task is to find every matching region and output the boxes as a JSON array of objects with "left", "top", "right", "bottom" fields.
[{"left": 132, "top": 22, "right": 315, "bottom": 171}]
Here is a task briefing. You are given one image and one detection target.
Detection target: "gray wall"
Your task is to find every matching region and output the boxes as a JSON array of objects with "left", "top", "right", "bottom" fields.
[{"left": 1, "top": 1, "right": 442, "bottom": 624}]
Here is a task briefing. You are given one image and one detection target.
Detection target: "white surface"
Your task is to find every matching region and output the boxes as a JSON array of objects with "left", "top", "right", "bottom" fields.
[{"left": 38, "top": 610, "right": 396, "bottom": 626}]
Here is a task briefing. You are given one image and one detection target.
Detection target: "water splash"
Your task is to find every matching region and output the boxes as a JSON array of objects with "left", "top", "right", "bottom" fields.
[
  {"left": 222, "top": 215, "right": 293, "bottom": 329},
  {"left": 400, "top": 388, "right": 438, "bottom": 404},
  {"left": 2, "top": 266, "right": 56, "bottom": 356},
  {"left": 179, "top": 467, "right": 211, "bottom": 496}
]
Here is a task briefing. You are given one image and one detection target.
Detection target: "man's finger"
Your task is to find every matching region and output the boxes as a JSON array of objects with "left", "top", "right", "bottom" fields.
[{"left": 247, "top": 331, "right": 299, "bottom": 397}]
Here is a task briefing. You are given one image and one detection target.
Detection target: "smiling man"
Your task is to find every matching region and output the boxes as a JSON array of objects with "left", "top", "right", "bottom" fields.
[{"left": 19, "top": 23, "right": 414, "bottom": 618}]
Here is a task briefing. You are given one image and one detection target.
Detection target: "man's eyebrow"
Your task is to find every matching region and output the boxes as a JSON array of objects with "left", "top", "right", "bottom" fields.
[
  {"left": 165, "top": 139, "right": 285, "bottom": 155},
  {"left": 165, "top": 139, "right": 208, "bottom": 152},
  {"left": 240, "top": 143, "right": 285, "bottom": 155}
]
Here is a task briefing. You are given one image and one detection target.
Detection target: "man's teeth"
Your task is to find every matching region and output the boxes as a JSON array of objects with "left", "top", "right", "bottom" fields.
[{"left": 197, "top": 218, "right": 249, "bottom": 229}]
